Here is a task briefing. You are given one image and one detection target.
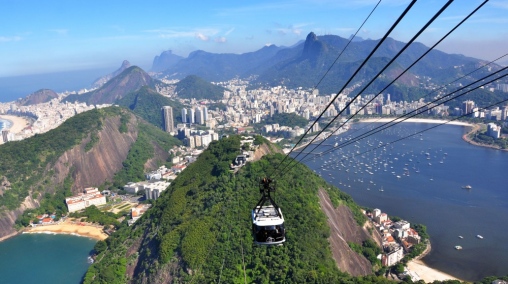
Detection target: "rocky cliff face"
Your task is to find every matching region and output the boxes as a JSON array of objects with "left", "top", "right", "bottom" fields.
[
  {"left": 52, "top": 114, "right": 139, "bottom": 192},
  {"left": 318, "top": 189, "right": 374, "bottom": 276},
  {"left": 0, "top": 113, "right": 140, "bottom": 239}
]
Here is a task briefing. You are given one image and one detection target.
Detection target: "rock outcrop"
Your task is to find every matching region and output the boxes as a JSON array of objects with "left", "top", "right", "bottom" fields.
[{"left": 318, "top": 189, "right": 373, "bottom": 276}]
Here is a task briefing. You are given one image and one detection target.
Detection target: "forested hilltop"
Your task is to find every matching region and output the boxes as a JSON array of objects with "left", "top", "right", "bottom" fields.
[
  {"left": 84, "top": 135, "right": 401, "bottom": 283},
  {"left": 0, "top": 106, "right": 180, "bottom": 239}
]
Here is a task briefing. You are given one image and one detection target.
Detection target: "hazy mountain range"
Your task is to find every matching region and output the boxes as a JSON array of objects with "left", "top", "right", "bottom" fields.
[
  {"left": 5, "top": 31, "right": 505, "bottom": 105},
  {"left": 151, "top": 32, "right": 501, "bottom": 96}
]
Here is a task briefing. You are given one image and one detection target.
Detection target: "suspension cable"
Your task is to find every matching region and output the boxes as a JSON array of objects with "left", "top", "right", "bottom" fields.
[
  {"left": 275, "top": 0, "right": 455, "bottom": 178},
  {"left": 272, "top": 0, "right": 418, "bottom": 176},
  {"left": 291, "top": 0, "right": 488, "bottom": 165},
  {"left": 345, "top": 52, "right": 508, "bottom": 139},
  {"left": 321, "top": 96, "right": 508, "bottom": 166},
  {"left": 299, "top": 70, "right": 508, "bottom": 164}
]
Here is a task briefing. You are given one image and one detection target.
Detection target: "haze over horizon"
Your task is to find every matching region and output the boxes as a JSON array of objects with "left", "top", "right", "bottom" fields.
[{"left": 1, "top": 0, "right": 507, "bottom": 78}]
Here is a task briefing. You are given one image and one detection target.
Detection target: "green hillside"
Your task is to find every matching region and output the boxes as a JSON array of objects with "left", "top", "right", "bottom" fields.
[
  {"left": 116, "top": 86, "right": 184, "bottom": 129},
  {"left": 0, "top": 106, "right": 181, "bottom": 230},
  {"left": 175, "top": 75, "right": 229, "bottom": 100},
  {"left": 83, "top": 136, "right": 403, "bottom": 284},
  {"left": 0, "top": 108, "right": 108, "bottom": 212}
]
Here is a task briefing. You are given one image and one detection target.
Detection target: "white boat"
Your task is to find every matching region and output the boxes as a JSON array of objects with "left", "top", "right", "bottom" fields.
[
  {"left": 455, "top": 245, "right": 463, "bottom": 250},
  {"left": 476, "top": 235, "right": 484, "bottom": 239},
  {"left": 458, "top": 236, "right": 464, "bottom": 239},
  {"left": 462, "top": 185, "right": 472, "bottom": 189}
]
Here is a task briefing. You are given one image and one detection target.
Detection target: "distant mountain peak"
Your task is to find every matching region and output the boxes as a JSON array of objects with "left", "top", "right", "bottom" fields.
[
  {"left": 91, "top": 60, "right": 132, "bottom": 89},
  {"left": 120, "top": 60, "right": 131, "bottom": 69},
  {"left": 151, "top": 50, "right": 183, "bottom": 72},
  {"left": 19, "top": 88, "right": 59, "bottom": 106},
  {"left": 66, "top": 65, "right": 156, "bottom": 105},
  {"left": 302, "top": 32, "right": 328, "bottom": 60},
  {"left": 348, "top": 34, "right": 364, "bottom": 42}
]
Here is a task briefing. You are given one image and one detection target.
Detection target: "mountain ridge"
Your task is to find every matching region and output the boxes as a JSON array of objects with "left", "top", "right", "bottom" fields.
[
  {"left": 18, "top": 89, "right": 59, "bottom": 106},
  {"left": 155, "top": 32, "right": 500, "bottom": 97},
  {"left": 0, "top": 107, "right": 180, "bottom": 239},
  {"left": 65, "top": 66, "right": 156, "bottom": 105},
  {"left": 91, "top": 60, "right": 132, "bottom": 89}
]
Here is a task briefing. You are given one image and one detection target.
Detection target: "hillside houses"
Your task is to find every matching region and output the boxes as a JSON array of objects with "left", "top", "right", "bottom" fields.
[{"left": 367, "top": 208, "right": 422, "bottom": 267}]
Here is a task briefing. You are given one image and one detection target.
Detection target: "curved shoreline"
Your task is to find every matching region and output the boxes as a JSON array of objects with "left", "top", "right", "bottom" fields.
[
  {"left": 461, "top": 124, "right": 508, "bottom": 151},
  {"left": 358, "top": 117, "right": 473, "bottom": 127},
  {"left": 406, "top": 242, "right": 462, "bottom": 282},
  {"left": 359, "top": 117, "right": 507, "bottom": 152},
  {"left": 23, "top": 221, "right": 108, "bottom": 241},
  {"left": 0, "top": 114, "right": 30, "bottom": 134}
]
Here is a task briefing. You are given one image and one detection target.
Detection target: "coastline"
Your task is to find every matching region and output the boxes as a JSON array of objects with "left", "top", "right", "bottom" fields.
[
  {"left": 461, "top": 123, "right": 508, "bottom": 151},
  {"left": 358, "top": 117, "right": 473, "bottom": 127},
  {"left": 0, "top": 231, "right": 20, "bottom": 242},
  {"left": 359, "top": 117, "right": 508, "bottom": 152},
  {"left": 23, "top": 220, "right": 108, "bottom": 241},
  {"left": 0, "top": 114, "right": 30, "bottom": 134},
  {"left": 406, "top": 242, "right": 462, "bottom": 282}
]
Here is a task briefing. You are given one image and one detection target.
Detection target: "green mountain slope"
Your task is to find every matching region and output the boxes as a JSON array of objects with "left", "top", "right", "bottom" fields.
[
  {"left": 64, "top": 66, "right": 157, "bottom": 105},
  {"left": 84, "top": 136, "right": 398, "bottom": 284},
  {"left": 116, "top": 86, "right": 184, "bottom": 129},
  {"left": 175, "top": 75, "right": 229, "bottom": 100},
  {"left": 0, "top": 106, "right": 181, "bottom": 238}
]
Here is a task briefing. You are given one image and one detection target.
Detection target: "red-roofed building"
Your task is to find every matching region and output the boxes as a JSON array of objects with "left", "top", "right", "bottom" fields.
[
  {"left": 171, "top": 164, "right": 187, "bottom": 173},
  {"left": 41, "top": 218, "right": 53, "bottom": 225}
]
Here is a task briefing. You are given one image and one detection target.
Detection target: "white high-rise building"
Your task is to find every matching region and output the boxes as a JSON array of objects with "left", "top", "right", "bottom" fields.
[
  {"left": 189, "top": 108, "right": 195, "bottom": 124},
  {"left": 195, "top": 106, "right": 204, "bottom": 125},
  {"left": 203, "top": 106, "right": 208, "bottom": 122},
  {"left": 182, "top": 108, "right": 187, "bottom": 123},
  {"left": 162, "top": 106, "right": 174, "bottom": 133}
]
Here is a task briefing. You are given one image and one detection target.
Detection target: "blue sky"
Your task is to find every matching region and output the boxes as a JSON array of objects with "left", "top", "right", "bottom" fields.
[{"left": 1, "top": 0, "right": 507, "bottom": 77}]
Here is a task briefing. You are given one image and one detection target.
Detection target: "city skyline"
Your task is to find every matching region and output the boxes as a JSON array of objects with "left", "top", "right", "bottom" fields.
[{"left": 1, "top": 0, "right": 507, "bottom": 77}]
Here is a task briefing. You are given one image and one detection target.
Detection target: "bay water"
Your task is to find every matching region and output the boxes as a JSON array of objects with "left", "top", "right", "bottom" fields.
[
  {"left": 299, "top": 122, "right": 508, "bottom": 281},
  {"left": 0, "top": 233, "right": 96, "bottom": 284}
]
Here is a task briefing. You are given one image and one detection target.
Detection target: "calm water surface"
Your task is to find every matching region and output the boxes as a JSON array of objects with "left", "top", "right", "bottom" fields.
[
  {"left": 0, "top": 233, "right": 96, "bottom": 284},
  {"left": 299, "top": 122, "right": 508, "bottom": 281}
]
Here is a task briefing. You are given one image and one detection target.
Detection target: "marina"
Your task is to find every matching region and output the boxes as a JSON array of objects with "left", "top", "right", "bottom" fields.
[{"left": 299, "top": 122, "right": 508, "bottom": 281}]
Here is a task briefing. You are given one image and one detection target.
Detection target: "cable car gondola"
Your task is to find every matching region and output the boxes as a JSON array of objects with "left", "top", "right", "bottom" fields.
[{"left": 252, "top": 178, "right": 286, "bottom": 245}]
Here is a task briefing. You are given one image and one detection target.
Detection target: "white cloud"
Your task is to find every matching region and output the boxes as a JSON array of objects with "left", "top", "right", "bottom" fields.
[
  {"left": 274, "top": 23, "right": 310, "bottom": 36},
  {"left": 225, "top": 28, "right": 235, "bottom": 36},
  {"left": 195, "top": 33, "right": 209, "bottom": 41},
  {"left": 215, "top": 36, "right": 227, "bottom": 43},
  {"left": 48, "top": 29, "right": 69, "bottom": 35},
  {"left": 0, "top": 36, "right": 22, "bottom": 42},
  {"left": 145, "top": 28, "right": 219, "bottom": 41}
]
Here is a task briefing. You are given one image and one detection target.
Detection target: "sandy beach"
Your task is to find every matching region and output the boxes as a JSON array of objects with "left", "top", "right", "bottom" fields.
[
  {"left": 407, "top": 259, "right": 460, "bottom": 282},
  {"left": 359, "top": 117, "right": 473, "bottom": 127},
  {"left": 0, "top": 114, "right": 30, "bottom": 134},
  {"left": 25, "top": 220, "right": 108, "bottom": 241}
]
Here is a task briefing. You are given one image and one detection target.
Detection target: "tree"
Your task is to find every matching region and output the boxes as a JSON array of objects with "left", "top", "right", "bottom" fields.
[
  {"left": 394, "top": 263, "right": 405, "bottom": 274},
  {"left": 94, "top": 240, "right": 108, "bottom": 254}
]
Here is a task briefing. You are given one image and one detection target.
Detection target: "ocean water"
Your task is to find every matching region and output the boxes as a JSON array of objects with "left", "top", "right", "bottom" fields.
[
  {"left": 0, "top": 233, "right": 96, "bottom": 284},
  {"left": 0, "top": 68, "right": 111, "bottom": 103},
  {"left": 299, "top": 122, "right": 508, "bottom": 281}
]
